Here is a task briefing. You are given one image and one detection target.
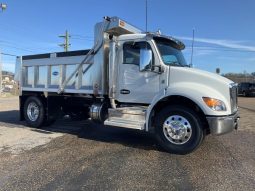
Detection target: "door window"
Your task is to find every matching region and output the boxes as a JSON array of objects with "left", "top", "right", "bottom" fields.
[{"left": 123, "top": 42, "right": 153, "bottom": 66}]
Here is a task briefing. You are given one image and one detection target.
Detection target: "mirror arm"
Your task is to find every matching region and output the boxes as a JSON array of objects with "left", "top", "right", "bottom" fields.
[{"left": 152, "top": 65, "right": 164, "bottom": 74}]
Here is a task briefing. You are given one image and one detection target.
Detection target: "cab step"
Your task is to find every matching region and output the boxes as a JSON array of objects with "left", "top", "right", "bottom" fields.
[{"left": 104, "top": 107, "right": 147, "bottom": 130}]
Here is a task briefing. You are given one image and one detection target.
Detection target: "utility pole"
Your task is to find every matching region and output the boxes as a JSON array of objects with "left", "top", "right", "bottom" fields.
[
  {"left": 0, "top": 3, "right": 7, "bottom": 96},
  {"left": 0, "top": 38, "right": 1, "bottom": 97},
  {"left": 59, "top": 30, "right": 71, "bottom": 52}
]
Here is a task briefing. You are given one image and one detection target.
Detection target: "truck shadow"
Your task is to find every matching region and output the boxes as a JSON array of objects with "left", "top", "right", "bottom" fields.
[
  {"left": 0, "top": 110, "right": 159, "bottom": 152},
  {"left": 0, "top": 110, "right": 22, "bottom": 125}
]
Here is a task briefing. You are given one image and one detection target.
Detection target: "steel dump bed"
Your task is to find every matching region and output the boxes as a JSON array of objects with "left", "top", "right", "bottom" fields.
[{"left": 16, "top": 49, "right": 108, "bottom": 95}]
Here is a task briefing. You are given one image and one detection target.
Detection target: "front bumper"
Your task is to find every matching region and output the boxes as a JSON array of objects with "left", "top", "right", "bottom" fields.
[{"left": 206, "top": 112, "right": 240, "bottom": 135}]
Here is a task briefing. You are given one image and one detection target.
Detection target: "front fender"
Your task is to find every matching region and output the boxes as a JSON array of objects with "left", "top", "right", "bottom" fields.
[{"left": 145, "top": 82, "right": 231, "bottom": 131}]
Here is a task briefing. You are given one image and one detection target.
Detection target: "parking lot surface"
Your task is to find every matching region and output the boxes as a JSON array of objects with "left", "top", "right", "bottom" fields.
[{"left": 0, "top": 97, "right": 254, "bottom": 190}]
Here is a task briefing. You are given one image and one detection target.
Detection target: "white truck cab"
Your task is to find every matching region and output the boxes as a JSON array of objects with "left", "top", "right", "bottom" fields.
[{"left": 15, "top": 16, "right": 239, "bottom": 154}]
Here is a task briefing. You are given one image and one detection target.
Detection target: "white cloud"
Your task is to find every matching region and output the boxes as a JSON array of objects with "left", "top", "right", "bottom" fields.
[
  {"left": 176, "top": 36, "right": 255, "bottom": 51},
  {"left": 194, "top": 49, "right": 216, "bottom": 56}
]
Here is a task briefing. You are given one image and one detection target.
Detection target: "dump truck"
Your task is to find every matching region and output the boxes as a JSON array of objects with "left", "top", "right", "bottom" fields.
[{"left": 15, "top": 16, "right": 239, "bottom": 154}]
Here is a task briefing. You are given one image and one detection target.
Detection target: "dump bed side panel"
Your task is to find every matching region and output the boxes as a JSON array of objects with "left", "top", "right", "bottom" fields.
[{"left": 18, "top": 50, "right": 106, "bottom": 95}]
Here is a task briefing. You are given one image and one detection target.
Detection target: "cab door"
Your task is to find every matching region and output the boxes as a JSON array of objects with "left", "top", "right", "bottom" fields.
[{"left": 116, "top": 41, "right": 160, "bottom": 104}]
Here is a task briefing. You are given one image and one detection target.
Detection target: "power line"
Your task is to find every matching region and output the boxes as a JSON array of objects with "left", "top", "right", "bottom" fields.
[
  {"left": 1, "top": 52, "right": 17, "bottom": 57},
  {"left": 0, "top": 40, "right": 36, "bottom": 52},
  {"left": 0, "top": 25, "right": 53, "bottom": 47},
  {"left": 71, "top": 37, "right": 93, "bottom": 42},
  {"left": 71, "top": 34, "right": 93, "bottom": 39},
  {"left": 0, "top": 39, "right": 55, "bottom": 52},
  {"left": 0, "top": 40, "right": 54, "bottom": 53},
  {"left": 0, "top": 43, "right": 34, "bottom": 53}
]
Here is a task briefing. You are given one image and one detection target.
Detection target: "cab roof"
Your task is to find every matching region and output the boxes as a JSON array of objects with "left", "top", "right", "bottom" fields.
[{"left": 118, "top": 33, "right": 185, "bottom": 50}]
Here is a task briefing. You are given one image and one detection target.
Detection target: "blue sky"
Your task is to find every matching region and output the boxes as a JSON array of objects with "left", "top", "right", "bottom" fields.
[{"left": 0, "top": 0, "right": 255, "bottom": 74}]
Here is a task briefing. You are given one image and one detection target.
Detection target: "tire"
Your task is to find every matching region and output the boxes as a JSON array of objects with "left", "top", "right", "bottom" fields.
[
  {"left": 24, "top": 96, "right": 45, "bottom": 128},
  {"left": 243, "top": 91, "right": 249, "bottom": 97},
  {"left": 155, "top": 105, "right": 204, "bottom": 155}
]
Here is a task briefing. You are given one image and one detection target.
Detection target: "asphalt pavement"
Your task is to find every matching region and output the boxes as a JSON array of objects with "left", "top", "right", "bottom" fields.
[
  {"left": 0, "top": 97, "right": 254, "bottom": 191},
  {"left": 238, "top": 97, "right": 255, "bottom": 111}
]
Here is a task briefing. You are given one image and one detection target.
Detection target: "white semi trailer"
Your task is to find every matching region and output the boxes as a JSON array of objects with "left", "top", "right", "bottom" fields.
[{"left": 15, "top": 16, "right": 239, "bottom": 154}]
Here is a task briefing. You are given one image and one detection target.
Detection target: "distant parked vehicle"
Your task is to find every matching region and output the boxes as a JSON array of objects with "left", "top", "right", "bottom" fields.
[{"left": 238, "top": 82, "right": 255, "bottom": 97}]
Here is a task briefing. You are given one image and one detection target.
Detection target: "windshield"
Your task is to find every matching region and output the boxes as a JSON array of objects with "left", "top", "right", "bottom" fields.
[{"left": 154, "top": 37, "right": 187, "bottom": 67}]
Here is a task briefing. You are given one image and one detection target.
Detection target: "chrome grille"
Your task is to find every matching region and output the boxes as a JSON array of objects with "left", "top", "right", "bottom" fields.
[{"left": 230, "top": 84, "right": 238, "bottom": 113}]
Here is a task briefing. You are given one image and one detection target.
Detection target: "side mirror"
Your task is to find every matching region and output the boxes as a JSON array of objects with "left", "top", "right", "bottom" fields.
[{"left": 139, "top": 49, "right": 152, "bottom": 71}]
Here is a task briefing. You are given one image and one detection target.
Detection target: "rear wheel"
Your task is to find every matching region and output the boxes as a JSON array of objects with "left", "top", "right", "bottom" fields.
[
  {"left": 155, "top": 105, "right": 204, "bottom": 154},
  {"left": 24, "top": 96, "right": 45, "bottom": 128},
  {"left": 243, "top": 91, "right": 248, "bottom": 97}
]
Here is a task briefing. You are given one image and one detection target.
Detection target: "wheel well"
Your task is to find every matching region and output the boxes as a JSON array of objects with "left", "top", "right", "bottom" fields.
[{"left": 149, "top": 95, "right": 210, "bottom": 134}]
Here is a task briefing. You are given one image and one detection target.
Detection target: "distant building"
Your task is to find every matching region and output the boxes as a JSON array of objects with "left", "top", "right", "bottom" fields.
[
  {"left": 1, "top": 71, "right": 18, "bottom": 94},
  {"left": 3, "top": 76, "right": 10, "bottom": 82}
]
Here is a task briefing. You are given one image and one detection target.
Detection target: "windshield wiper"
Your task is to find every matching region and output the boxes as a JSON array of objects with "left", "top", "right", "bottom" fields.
[{"left": 165, "top": 61, "right": 185, "bottom": 67}]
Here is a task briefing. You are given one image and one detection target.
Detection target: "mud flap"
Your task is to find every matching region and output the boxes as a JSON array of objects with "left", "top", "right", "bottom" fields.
[
  {"left": 19, "top": 96, "right": 27, "bottom": 121},
  {"left": 46, "top": 96, "right": 62, "bottom": 122}
]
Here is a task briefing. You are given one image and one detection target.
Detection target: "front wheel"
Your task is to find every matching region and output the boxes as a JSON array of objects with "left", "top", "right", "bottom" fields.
[{"left": 155, "top": 105, "right": 204, "bottom": 154}]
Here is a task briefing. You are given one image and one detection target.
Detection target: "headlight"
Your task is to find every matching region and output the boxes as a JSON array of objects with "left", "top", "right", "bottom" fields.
[{"left": 203, "top": 97, "right": 226, "bottom": 111}]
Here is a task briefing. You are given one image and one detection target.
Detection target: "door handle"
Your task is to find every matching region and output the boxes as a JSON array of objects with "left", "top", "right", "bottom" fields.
[{"left": 120, "top": 89, "right": 130, "bottom": 94}]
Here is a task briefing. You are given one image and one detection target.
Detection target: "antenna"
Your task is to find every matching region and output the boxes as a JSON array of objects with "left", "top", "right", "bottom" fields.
[
  {"left": 145, "top": 0, "right": 148, "bottom": 32},
  {"left": 190, "top": 28, "right": 195, "bottom": 67}
]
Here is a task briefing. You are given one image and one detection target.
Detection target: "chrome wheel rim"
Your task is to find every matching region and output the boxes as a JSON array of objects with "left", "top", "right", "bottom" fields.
[
  {"left": 163, "top": 115, "right": 192, "bottom": 145},
  {"left": 27, "top": 102, "right": 39, "bottom": 122}
]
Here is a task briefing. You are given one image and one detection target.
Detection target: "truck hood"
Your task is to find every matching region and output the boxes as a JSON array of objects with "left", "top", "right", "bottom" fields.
[
  {"left": 169, "top": 66, "right": 233, "bottom": 87},
  {"left": 168, "top": 66, "right": 235, "bottom": 115}
]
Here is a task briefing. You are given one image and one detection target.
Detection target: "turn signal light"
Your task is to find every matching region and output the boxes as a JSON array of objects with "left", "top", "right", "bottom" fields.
[{"left": 203, "top": 97, "right": 226, "bottom": 111}]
